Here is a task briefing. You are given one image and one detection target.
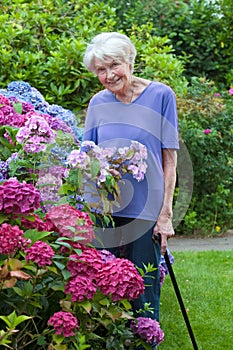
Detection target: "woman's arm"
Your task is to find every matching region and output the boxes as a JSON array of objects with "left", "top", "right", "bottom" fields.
[{"left": 153, "top": 148, "right": 177, "bottom": 255}]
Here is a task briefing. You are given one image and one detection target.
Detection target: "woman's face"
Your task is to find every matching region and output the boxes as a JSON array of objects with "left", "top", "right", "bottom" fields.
[{"left": 94, "top": 57, "right": 132, "bottom": 94}]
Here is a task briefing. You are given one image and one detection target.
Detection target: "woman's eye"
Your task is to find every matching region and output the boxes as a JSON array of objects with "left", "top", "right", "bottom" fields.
[{"left": 97, "top": 68, "right": 105, "bottom": 73}]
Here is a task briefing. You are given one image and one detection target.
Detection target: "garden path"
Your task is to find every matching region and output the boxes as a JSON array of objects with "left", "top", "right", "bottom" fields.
[{"left": 168, "top": 230, "right": 233, "bottom": 251}]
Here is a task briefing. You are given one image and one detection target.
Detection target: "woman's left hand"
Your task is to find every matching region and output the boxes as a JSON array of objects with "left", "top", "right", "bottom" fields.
[{"left": 153, "top": 214, "right": 175, "bottom": 255}]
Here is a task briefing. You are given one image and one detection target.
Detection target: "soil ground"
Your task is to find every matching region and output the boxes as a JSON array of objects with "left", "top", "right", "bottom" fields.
[{"left": 168, "top": 230, "right": 233, "bottom": 251}]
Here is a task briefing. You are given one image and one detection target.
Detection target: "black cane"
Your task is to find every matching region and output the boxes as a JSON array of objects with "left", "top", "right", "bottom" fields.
[{"left": 154, "top": 234, "right": 199, "bottom": 350}]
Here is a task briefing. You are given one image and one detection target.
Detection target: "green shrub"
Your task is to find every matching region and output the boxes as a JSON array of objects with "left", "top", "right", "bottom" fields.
[
  {"left": 107, "top": 0, "right": 233, "bottom": 87},
  {"left": 0, "top": 0, "right": 117, "bottom": 112},
  {"left": 0, "top": 0, "right": 187, "bottom": 115},
  {"left": 177, "top": 78, "right": 233, "bottom": 235}
]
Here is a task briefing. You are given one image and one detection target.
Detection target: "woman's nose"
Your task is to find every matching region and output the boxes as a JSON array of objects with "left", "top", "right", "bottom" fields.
[{"left": 106, "top": 68, "right": 114, "bottom": 79}]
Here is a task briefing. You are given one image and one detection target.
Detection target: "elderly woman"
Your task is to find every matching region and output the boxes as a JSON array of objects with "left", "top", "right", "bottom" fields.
[{"left": 83, "top": 32, "right": 179, "bottom": 349}]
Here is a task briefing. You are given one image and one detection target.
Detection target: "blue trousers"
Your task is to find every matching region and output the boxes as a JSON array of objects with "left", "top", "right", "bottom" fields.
[{"left": 95, "top": 217, "right": 161, "bottom": 322}]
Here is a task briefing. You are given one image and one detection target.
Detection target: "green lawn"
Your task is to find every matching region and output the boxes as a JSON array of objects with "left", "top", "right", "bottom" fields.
[{"left": 159, "top": 251, "right": 233, "bottom": 350}]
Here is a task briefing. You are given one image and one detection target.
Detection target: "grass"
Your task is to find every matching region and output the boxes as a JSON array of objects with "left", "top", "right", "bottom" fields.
[{"left": 159, "top": 250, "right": 233, "bottom": 350}]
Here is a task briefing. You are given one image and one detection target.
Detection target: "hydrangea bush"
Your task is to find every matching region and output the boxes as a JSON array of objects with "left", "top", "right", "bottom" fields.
[{"left": 0, "top": 81, "right": 168, "bottom": 349}]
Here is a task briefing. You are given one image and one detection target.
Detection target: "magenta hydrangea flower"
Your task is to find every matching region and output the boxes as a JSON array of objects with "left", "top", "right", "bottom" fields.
[
  {"left": 25, "top": 241, "right": 54, "bottom": 267},
  {"left": 203, "top": 129, "right": 211, "bottom": 134},
  {"left": 228, "top": 88, "right": 233, "bottom": 96},
  {"left": 0, "top": 94, "right": 10, "bottom": 104},
  {"left": 45, "top": 204, "right": 94, "bottom": 244},
  {"left": 65, "top": 275, "right": 96, "bottom": 302},
  {"left": 0, "top": 178, "right": 41, "bottom": 215},
  {"left": 0, "top": 223, "right": 31, "bottom": 255},
  {"left": 0, "top": 98, "right": 28, "bottom": 127},
  {"left": 21, "top": 213, "right": 50, "bottom": 232},
  {"left": 67, "top": 246, "right": 103, "bottom": 279},
  {"left": 48, "top": 311, "right": 79, "bottom": 337},
  {"left": 130, "top": 317, "right": 164, "bottom": 345},
  {"left": 96, "top": 258, "right": 145, "bottom": 301}
]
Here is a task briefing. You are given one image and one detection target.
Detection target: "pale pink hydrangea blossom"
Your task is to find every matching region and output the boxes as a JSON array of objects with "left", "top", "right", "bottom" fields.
[
  {"left": 45, "top": 204, "right": 94, "bottom": 244},
  {"left": 16, "top": 113, "right": 56, "bottom": 153}
]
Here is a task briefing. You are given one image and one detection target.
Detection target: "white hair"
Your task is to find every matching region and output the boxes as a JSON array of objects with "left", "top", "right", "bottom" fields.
[{"left": 83, "top": 32, "right": 137, "bottom": 74}]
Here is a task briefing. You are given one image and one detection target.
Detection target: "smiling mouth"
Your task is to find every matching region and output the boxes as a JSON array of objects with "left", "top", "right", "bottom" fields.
[{"left": 107, "top": 78, "right": 121, "bottom": 85}]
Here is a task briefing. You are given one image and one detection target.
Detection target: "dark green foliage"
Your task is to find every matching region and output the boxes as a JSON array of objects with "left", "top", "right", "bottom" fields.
[
  {"left": 107, "top": 0, "right": 233, "bottom": 86},
  {"left": 177, "top": 78, "right": 233, "bottom": 234},
  {"left": 0, "top": 0, "right": 117, "bottom": 112},
  {"left": 0, "top": 0, "right": 187, "bottom": 113}
]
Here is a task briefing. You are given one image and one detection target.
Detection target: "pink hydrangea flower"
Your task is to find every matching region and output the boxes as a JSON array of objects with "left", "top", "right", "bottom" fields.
[
  {"left": 67, "top": 246, "right": 103, "bottom": 279},
  {"left": 96, "top": 258, "right": 145, "bottom": 301},
  {"left": 20, "top": 214, "right": 50, "bottom": 232},
  {"left": 203, "top": 129, "right": 211, "bottom": 134},
  {"left": 0, "top": 178, "right": 41, "bottom": 215},
  {"left": 130, "top": 317, "right": 164, "bottom": 345},
  {"left": 0, "top": 223, "right": 31, "bottom": 255},
  {"left": 16, "top": 113, "right": 56, "bottom": 153},
  {"left": 0, "top": 103, "right": 27, "bottom": 127},
  {"left": 228, "top": 88, "right": 233, "bottom": 96},
  {"left": 45, "top": 204, "right": 94, "bottom": 244},
  {"left": 65, "top": 275, "right": 96, "bottom": 302},
  {"left": 25, "top": 241, "right": 54, "bottom": 267},
  {"left": 48, "top": 311, "right": 79, "bottom": 337},
  {"left": 0, "top": 94, "right": 11, "bottom": 105}
]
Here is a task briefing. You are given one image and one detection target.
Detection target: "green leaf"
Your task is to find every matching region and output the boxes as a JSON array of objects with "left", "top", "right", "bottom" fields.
[
  {"left": 120, "top": 299, "right": 132, "bottom": 310},
  {"left": 61, "top": 269, "right": 70, "bottom": 280},
  {"left": 0, "top": 212, "right": 8, "bottom": 224},
  {"left": 53, "top": 261, "right": 66, "bottom": 270},
  {"left": 90, "top": 158, "right": 100, "bottom": 178},
  {"left": 80, "top": 300, "right": 92, "bottom": 313},
  {"left": 0, "top": 311, "right": 31, "bottom": 329},
  {"left": 23, "top": 229, "right": 51, "bottom": 243},
  {"left": 49, "top": 280, "right": 65, "bottom": 291},
  {"left": 12, "top": 102, "right": 23, "bottom": 114},
  {"left": 13, "top": 287, "right": 25, "bottom": 297},
  {"left": 37, "top": 336, "right": 47, "bottom": 346},
  {"left": 99, "top": 297, "right": 110, "bottom": 306}
]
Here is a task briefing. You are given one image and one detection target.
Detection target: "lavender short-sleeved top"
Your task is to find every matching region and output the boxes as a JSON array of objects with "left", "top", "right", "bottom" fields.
[{"left": 82, "top": 81, "right": 179, "bottom": 221}]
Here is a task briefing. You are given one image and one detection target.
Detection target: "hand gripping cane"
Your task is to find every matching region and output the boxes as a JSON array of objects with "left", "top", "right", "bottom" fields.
[{"left": 154, "top": 234, "right": 199, "bottom": 350}]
